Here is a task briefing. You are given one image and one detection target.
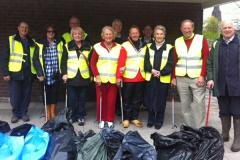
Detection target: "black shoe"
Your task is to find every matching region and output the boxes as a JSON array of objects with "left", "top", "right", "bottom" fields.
[
  {"left": 22, "top": 115, "right": 30, "bottom": 122},
  {"left": 155, "top": 123, "right": 162, "bottom": 130},
  {"left": 147, "top": 123, "right": 154, "bottom": 128},
  {"left": 11, "top": 116, "right": 19, "bottom": 123},
  {"left": 78, "top": 118, "right": 85, "bottom": 126}
]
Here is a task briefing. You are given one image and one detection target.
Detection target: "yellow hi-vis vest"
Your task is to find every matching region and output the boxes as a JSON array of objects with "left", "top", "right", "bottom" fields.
[
  {"left": 175, "top": 34, "right": 203, "bottom": 78},
  {"left": 121, "top": 41, "right": 146, "bottom": 79},
  {"left": 8, "top": 35, "right": 36, "bottom": 74},
  {"left": 145, "top": 43, "right": 173, "bottom": 83},
  {"left": 93, "top": 42, "right": 121, "bottom": 84},
  {"left": 65, "top": 44, "right": 91, "bottom": 79},
  {"left": 62, "top": 32, "right": 88, "bottom": 44},
  {"left": 36, "top": 41, "right": 63, "bottom": 75}
]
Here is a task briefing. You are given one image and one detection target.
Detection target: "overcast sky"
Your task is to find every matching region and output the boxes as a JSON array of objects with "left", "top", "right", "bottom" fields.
[{"left": 204, "top": 1, "right": 240, "bottom": 20}]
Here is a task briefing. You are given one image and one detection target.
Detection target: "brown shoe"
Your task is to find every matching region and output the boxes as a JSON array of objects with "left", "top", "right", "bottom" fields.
[
  {"left": 122, "top": 120, "right": 130, "bottom": 128},
  {"left": 131, "top": 119, "right": 143, "bottom": 128}
]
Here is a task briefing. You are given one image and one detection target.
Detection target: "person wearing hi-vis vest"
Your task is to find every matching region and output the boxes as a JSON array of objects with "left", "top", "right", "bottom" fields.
[
  {"left": 90, "top": 26, "right": 124, "bottom": 129},
  {"left": 144, "top": 25, "right": 174, "bottom": 129},
  {"left": 61, "top": 26, "right": 92, "bottom": 126},
  {"left": 0, "top": 21, "right": 36, "bottom": 123},
  {"left": 116, "top": 25, "right": 146, "bottom": 128},
  {"left": 62, "top": 16, "right": 90, "bottom": 44},
  {"left": 171, "top": 19, "right": 209, "bottom": 128},
  {"left": 33, "top": 25, "right": 64, "bottom": 120}
]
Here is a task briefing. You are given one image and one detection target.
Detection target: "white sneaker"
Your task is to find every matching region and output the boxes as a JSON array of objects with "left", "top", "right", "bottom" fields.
[
  {"left": 107, "top": 121, "right": 114, "bottom": 128},
  {"left": 99, "top": 121, "right": 105, "bottom": 129}
]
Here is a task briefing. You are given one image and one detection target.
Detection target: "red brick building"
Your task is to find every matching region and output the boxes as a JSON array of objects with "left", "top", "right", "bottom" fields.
[{"left": 0, "top": 0, "right": 229, "bottom": 101}]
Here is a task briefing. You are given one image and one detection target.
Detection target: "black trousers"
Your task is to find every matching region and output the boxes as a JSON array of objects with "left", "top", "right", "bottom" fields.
[
  {"left": 145, "top": 78, "right": 169, "bottom": 125},
  {"left": 67, "top": 85, "right": 88, "bottom": 120},
  {"left": 123, "top": 82, "right": 144, "bottom": 120},
  {"left": 9, "top": 78, "right": 33, "bottom": 118}
]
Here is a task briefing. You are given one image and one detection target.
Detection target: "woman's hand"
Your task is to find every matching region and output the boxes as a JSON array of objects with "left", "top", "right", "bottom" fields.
[
  {"left": 62, "top": 74, "right": 68, "bottom": 83},
  {"left": 95, "top": 75, "right": 101, "bottom": 86}
]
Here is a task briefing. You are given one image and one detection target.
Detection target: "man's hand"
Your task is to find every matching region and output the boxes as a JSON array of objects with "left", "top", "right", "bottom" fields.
[
  {"left": 95, "top": 75, "right": 101, "bottom": 86},
  {"left": 3, "top": 76, "right": 10, "bottom": 81},
  {"left": 62, "top": 74, "right": 68, "bottom": 83},
  {"left": 37, "top": 76, "right": 44, "bottom": 82},
  {"left": 196, "top": 76, "right": 205, "bottom": 87},
  {"left": 171, "top": 78, "right": 177, "bottom": 87},
  {"left": 151, "top": 69, "right": 160, "bottom": 78},
  {"left": 207, "top": 80, "right": 214, "bottom": 89}
]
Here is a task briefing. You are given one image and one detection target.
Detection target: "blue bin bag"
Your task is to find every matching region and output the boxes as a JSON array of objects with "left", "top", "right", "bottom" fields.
[
  {"left": 20, "top": 126, "right": 50, "bottom": 160},
  {"left": 0, "top": 133, "right": 24, "bottom": 160}
]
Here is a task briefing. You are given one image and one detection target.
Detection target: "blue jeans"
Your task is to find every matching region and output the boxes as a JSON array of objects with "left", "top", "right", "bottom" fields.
[{"left": 67, "top": 85, "right": 88, "bottom": 120}]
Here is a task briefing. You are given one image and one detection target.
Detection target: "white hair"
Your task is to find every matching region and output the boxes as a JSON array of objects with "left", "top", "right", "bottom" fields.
[{"left": 220, "top": 20, "right": 236, "bottom": 30}]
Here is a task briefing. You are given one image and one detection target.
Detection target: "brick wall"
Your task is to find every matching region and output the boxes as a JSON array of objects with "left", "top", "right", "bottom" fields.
[{"left": 0, "top": 0, "right": 203, "bottom": 101}]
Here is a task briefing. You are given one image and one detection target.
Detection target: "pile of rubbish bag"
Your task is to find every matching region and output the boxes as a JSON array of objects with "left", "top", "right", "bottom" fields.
[
  {"left": 0, "top": 111, "right": 224, "bottom": 160},
  {"left": 151, "top": 125, "right": 224, "bottom": 160}
]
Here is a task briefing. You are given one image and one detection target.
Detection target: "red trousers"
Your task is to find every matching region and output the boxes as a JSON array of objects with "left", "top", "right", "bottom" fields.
[{"left": 96, "top": 83, "right": 117, "bottom": 122}]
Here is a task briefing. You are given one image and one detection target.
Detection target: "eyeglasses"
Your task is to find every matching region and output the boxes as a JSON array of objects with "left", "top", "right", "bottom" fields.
[{"left": 47, "top": 30, "right": 55, "bottom": 33}]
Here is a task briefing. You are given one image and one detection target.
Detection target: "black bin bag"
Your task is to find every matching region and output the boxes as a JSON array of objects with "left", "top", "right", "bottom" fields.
[
  {"left": 41, "top": 109, "right": 78, "bottom": 160},
  {"left": 114, "top": 131, "right": 157, "bottom": 160},
  {"left": 100, "top": 128, "right": 124, "bottom": 160},
  {"left": 193, "top": 126, "right": 224, "bottom": 160},
  {"left": 151, "top": 125, "right": 224, "bottom": 160},
  {"left": 151, "top": 132, "right": 196, "bottom": 160}
]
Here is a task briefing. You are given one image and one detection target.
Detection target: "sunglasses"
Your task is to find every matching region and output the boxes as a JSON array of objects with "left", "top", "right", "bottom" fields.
[{"left": 47, "top": 30, "right": 55, "bottom": 33}]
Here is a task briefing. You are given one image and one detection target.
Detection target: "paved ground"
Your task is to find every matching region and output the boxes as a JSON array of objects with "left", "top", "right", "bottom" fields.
[{"left": 0, "top": 91, "right": 240, "bottom": 159}]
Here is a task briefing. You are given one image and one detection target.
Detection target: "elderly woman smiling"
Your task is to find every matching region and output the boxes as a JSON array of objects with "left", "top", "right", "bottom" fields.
[
  {"left": 61, "top": 26, "right": 92, "bottom": 126},
  {"left": 90, "top": 26, "right": 125, "bottom": 128}
]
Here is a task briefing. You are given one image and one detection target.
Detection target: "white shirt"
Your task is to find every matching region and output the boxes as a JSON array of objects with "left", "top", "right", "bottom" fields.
[{"left": 223, "top": 35, "right": 235, "bottom": 44}]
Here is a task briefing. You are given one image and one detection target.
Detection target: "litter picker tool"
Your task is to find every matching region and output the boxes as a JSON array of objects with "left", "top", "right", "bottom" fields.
[
  {"left": 171, "top": 87, "right": 177, "bottom": 129},
  {"left": 119, "top": 81, "right": 124, "bottom": 124},
  {"left": 205, "top": 89, "right": 212, "bottom": 127},
  {"left": 43, "top": 84, "right": 48, "bottom": 122}
]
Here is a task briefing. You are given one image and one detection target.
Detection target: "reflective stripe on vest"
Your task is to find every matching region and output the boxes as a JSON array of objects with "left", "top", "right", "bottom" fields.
[
  {"left": 145, "top": 43, "right": 173, "bottom": 83},
  {"left": 121, "top": 41, "right": 146, "bottom": 79},
  {"left": 175, "top": 34, "right": 203, "bottom": 78},
  {"left": 62, "top": 32, "right": 88, "bottom": 44},
  {"left": 37, "top": 41, "right": 63, "bottom": 75},
  {"left": 93, "top": 42, "right": 121, "bottom": 84},
  {"left": 8, "top": 35, "right": 36, "bottom": 74},
  {"left": 65, "top": 43, "right": 91, "bottom": 79}
]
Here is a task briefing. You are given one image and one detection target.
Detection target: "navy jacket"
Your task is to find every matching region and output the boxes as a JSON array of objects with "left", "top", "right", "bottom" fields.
[{"left": 207, "top": 35, "right": 240, "bottom": 96}]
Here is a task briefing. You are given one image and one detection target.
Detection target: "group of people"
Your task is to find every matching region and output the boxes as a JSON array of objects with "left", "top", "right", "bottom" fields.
[{"left": 1, "top": 16, "right": 240, "bottom": 152}]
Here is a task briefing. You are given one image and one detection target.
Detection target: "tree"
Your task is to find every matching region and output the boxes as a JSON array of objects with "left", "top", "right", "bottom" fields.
[{"left": 203, "top": 16, "right": 220, "bottom": 46}]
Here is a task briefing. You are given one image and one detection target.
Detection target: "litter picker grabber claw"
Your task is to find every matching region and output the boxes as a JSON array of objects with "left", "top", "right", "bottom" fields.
[
  {"left": 99, "top": 87, "right": 103, "bottom": 126},
  {"left": 119, "top": 81, "right": 124, "bottom": 124},
  {"left": 205, "top": 89, "right": 212, "bottom": 127},
  {"left": 43, "top": 84, "right": 48, "bottom": 122},
  {"left": 171, "top": 87, "right": 177, "bottom": 129}
]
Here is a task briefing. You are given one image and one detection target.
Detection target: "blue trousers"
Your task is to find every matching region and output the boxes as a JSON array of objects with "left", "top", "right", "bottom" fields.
[{"left": 9, "top": 78, "right": 33, "bottom": 118}]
